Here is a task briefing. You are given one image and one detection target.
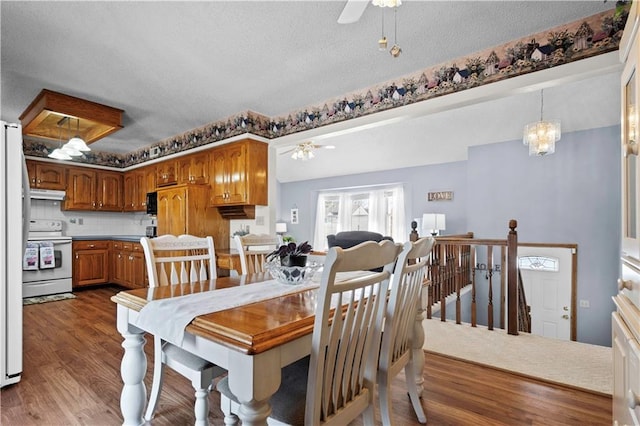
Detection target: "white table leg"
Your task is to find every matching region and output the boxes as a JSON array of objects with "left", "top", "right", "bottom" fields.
[
  {"left": 412, "top": 287, "right": 427, "bottom": 397},
  {"left": 228, "top": 351, "right": 281, "bottom": 426},
  {"left": 117, "top": 305, "right": 147, "bottom": 426}
]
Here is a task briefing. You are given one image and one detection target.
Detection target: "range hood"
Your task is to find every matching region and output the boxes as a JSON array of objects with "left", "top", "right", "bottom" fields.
[{"left": 29, "top": 189, "right": 66, "bottom": 201}]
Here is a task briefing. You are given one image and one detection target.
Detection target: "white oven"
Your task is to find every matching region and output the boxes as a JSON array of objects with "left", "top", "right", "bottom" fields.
[{"left": 22, "top": 219, "right": 72, "bottom": 298}]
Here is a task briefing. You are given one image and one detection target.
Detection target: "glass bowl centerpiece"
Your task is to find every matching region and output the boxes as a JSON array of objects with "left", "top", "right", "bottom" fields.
[{"left": 265, "top": 241, "right": 321, "bottom": 285}]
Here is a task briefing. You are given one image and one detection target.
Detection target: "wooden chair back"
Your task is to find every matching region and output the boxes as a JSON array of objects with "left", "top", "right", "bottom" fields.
[
  {"left": 140, "top": 234, "right": 216, "bottom": 287},
  {"left": 378, "top": 236, "right": 435, "bottom": 424},
  {"left": 233, "top": 234, "right": 280, "bottom": 275},
  {"left": 306, "top": 239, "right": 402, "bottom": 425}
]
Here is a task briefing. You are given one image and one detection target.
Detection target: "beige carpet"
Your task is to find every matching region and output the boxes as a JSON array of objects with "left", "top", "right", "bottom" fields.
[{"left": 422, "top": 318, "right": 612, "bottom": 396}]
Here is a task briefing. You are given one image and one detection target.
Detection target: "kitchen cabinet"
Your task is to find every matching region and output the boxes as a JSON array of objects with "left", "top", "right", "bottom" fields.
[
  {"left": 65, "top": 167, "right": 124, "bottom": 211},
  {"left": 26, "top": 160, "right": 66, "bottom": 190},
  {"left": 124, "top": 165, "right": 156, "bottom": 212},
  {"left": 156, "top": 159, "right": 178, "bottom": 187},
  {"left": 615, "top": 7, "right": 640, "bottom": 426},
  {"left": 157, "top": 184, "right": 230, "bottom": 248},
  {"left": 178, "top": 152, "right": 209, "bottom": 185},
  {"left": 209, "top": 139, "right": 268, "bottom": 207},
  {"left": 111, "top": 241, "right": 146, "bottom": 289},
  {"left": 72, "top": 240, "right": 110, "bottom": 288}
]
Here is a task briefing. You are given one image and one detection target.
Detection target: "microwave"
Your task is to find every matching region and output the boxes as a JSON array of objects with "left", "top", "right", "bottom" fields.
[{"left": 146, "top": 192, "right": 158, "bottom": 215}]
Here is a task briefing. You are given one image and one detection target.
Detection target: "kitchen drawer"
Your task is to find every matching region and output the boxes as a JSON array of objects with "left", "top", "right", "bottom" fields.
[
  {"left": 74, "top": 240, "right": 110, "bottom": 250},
  {"left": 621, "top": 257, "right": 640, "bottom": 310}
]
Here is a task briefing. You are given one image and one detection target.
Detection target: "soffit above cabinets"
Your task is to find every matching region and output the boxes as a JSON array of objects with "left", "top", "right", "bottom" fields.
[{"left": 19, "top": 89, "right": 124, "bottom": 144}]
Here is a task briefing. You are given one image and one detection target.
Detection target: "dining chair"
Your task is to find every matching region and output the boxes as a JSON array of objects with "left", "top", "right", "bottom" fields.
[
  {"left": 217, "top": 239, "right": 403, "bottom": 425},
  {"left": 140, "top": 234, "right": 226, "bottom": 425},
  {"left": 378, "top": 236, "right": 435, "bottom": 425},
  {"left": 233, "top": 233, "right": 280, "bottom": 274}
]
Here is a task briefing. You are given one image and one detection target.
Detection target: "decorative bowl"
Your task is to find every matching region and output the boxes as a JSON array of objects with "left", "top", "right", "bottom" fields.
[{"left": 264, "top": 259, "right": 322, "bottom": 285}]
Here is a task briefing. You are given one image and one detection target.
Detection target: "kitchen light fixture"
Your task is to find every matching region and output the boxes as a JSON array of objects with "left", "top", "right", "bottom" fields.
[
  {"left": 422, "top": 213, "right": 446, "bottom": 236},
  {"left": 48, "top": 121, "right": 73, "bottom": 160},
  {"left": 292, "top": 143, "right": 315, "bottom": 161},
  {"left": 523, "top": 89, "right": 561, "bottom": 156},
  {"left": 64, "top": 117, "right": 91, "bottom": 152}
]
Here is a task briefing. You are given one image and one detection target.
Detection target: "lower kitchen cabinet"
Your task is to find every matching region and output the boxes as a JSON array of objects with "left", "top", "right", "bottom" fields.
[
  {"left": 111, "top": 241, "right": 147, "bottom": 289},
  {"left": 72, "top": 240, "right": 110, "bottom": 288}
]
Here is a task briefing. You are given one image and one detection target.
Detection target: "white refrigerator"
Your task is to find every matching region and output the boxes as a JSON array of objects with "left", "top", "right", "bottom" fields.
[{"left": 1, "top": 121, "right": 30, "bottom": 387}]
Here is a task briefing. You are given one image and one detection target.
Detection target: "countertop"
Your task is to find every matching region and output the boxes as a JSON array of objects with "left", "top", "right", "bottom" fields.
[{"left": 71, "top": 235, "right": 144, "bottom": 242}]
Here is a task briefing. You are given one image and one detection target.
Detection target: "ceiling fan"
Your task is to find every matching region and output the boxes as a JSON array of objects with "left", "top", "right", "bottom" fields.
[
  {"left": 337, "top": 0, "right": 401, "bottom": 24},
  {"left": 281, "top": 141, "right": 336, "bottom": 161}
]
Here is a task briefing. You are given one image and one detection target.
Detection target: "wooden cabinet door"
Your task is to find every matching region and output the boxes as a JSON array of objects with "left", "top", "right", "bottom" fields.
[
  {"left": 225, "top": 143, "right": 247, "bottom": 204},
  {"left": 36, "top": 163, "right": 66, "bottom": 190},
  {"left": 143, "top": 165, "right": 157, "bottom": 197},
  {"left": 178, "top": 153, "right": 209, "bottom": 185},
  {"left": 157, "top": 187, "right": 187, "bottom": 236},
  {"left": 210, "top": 149, "right": 229, "bottom": 205},
  {"left": 129, "top": 250, "right": 146, "bottom": 289},
  {"left": 26, "top": 160, "right": 66, "bottom": 190},
  {"left": 65, "top": 168, "right": 97, "bottom": 210},
  {"left": 72, "top": 242, "right": 109, "bottom": 287},
  {"left": 112, "top": 249, "right": 127, "bottom": 285},
  {"left": 97, "top": 171, "right": 123, "bottom": 211},
  {"left": 156, "top": 160, "right": 177, "bottom": 187},
  {"left": 123, "top": 171, "right": 138, "bottom": 212}
]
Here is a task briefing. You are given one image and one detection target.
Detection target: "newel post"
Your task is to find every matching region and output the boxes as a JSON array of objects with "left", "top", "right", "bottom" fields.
[{"left": 507, "top": 219, "right": 519, "bottom": 335}]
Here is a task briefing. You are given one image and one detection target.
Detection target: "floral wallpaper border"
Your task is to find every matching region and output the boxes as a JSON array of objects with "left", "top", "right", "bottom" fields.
[{"left": 22, "top": 8, "right": 627, "bottom": 168}]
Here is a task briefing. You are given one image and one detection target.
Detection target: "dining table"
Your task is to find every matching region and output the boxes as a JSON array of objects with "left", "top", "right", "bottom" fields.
[{"left": 111, "top": 271, "right": 429, "bottom": 426}]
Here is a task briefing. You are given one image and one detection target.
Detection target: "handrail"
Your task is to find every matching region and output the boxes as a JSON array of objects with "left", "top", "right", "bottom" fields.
[{"left": 412, "top": 220, "right": 521, "bottom": 336}]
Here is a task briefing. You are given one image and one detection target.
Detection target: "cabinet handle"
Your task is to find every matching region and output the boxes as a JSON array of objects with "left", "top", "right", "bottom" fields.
[
  {"left": 99, "top": 202, "right": 103, "bottom": 208},
  {"left": 89, "top": 244, "right": 95, "bottom": 248},
  {"left": 92, "top": 202, "right": 96, "bottom": 208},
  {"left": 37, "top": 179, "right": 41, "bottom": 184},
  {"left": 618, "top": 278, "right": 633, "bottom": 291},
  {"left": 628, "top": 389, "right": 640, "bottom": 409},
  {"left": 75, "top": 254, "right": 79, "bottom": 259}
]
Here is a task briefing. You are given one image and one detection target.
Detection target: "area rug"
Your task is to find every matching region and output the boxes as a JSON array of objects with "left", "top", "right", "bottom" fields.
[
  {"left": 423, "top": 318, "right": 612, "bottom": 396},
  {"left": 23, "top": 293, "right": 76, "bottom": 306}
]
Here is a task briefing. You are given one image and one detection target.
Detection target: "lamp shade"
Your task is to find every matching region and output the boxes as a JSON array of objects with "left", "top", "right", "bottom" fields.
[
  {"left": 422, "top": 213, "right": 446, "bottom": 235},
  {"left": 67, "top": 136, "right": 91, "bottom": 152},
  {"left": 275, "top": 222, "right": 287, "bottom": 233}
]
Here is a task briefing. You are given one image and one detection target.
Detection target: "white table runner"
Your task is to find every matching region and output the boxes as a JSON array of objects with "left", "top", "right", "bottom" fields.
[{"left": 136, "top": 279, "right": 320, "bottom": 345}]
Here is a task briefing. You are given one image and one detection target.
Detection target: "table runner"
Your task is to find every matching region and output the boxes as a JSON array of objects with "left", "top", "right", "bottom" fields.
[{"left": 136, "top": 278, "right": 320, "bottom": 345}]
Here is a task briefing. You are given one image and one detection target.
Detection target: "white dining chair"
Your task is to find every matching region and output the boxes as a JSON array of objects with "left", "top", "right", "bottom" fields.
[
  {"left": 140, "top": 234, "right": 225, "bottom": 426},
  {"left": 233, "top": 234, "right": 280, "bottom": 274},
  {"left": 217, "top": 239, "right": 402, "bottom": 425},
  {"left": 378, "top": 236, "right": 435, "bottom": 425}
]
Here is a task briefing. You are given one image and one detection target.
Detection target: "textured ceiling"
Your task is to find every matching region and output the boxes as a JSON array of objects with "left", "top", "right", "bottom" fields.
[{"left": 1, "top": 1, "right": 620, "bottom": 182}]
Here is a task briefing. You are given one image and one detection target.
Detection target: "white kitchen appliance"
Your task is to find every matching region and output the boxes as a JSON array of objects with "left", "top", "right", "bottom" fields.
[
  {"left": 23, "top": 219, "right": 72, "bottom": 298},
  {"left": 1, "top": 121, "right": 30, "bottom": 387}
]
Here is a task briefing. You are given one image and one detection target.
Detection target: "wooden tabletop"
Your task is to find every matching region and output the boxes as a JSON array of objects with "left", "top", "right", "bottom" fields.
[{"left": 111, "top": 273, "right": 319, "bottom": 355}]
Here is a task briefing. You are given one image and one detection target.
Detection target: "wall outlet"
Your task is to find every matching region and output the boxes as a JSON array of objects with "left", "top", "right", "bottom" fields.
[
  {"left": 579, "top": 299, "right": 590, "bottom": 308},
  {"left": 69, "top": 218, "right": 76, "bottom": 224}
]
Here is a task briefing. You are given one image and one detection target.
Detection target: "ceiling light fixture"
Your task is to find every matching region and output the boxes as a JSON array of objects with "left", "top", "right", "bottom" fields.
[
  {"left": 65, "top": 117, "right": 91, "bottom": 152},
  {"left": 522, "top": 89, "right": 561, "bottom": 156},
  {"left": 374, "top": 0, "right": 401, "bottom": 57},
  {"left": 48, "top": 121, "right": 73, "bottom": 160},
  {"left": 291, "top": 142, "right": 316, "bottom": 161}
]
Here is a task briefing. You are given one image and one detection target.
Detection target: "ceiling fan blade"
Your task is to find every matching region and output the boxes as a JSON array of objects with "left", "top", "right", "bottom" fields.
[
  {"left": 337, "top": 0, "right": 369, "bottom": 24},
  {"left": 280, "top": 147, "right": 296, "bottom": 155}
]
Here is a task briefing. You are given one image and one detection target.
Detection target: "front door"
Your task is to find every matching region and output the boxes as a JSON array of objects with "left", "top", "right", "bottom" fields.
[{"left": 517, "top": 246, "right": 575, "bottom": 341}]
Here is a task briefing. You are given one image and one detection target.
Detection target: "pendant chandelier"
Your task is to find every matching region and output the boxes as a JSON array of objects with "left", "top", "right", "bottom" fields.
[
  {"left": 48, "top": 116, "right": 91, "bottom": 160},
  {"left": 522, "top": 89, "right": 561, "bottom": 156}
]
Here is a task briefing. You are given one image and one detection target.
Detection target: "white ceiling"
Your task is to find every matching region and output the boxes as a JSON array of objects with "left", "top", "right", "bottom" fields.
[{"left": 1, "top": 1, "right": 621, "bottom": 182}]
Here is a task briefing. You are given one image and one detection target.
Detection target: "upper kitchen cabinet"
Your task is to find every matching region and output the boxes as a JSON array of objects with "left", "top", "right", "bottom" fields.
[
  {"left": 124, "top": 165, "right": 156, "bottom": 212},
  {"left": 156, "top": 185, "right": 229, "bottom": 247},
  {"left": 177, "top": 152, "right": 209, "bottom": 185},
  {"left": 209, "top": 139, "right": 268, "bottom": 208},
  {"left": 65, "top": 167, "right": 123, "bottom": 211},
  {"left": 156, "top": 159, "right": 178, "bottom": 187},
  {"left": 26, "top": 160, "right": 66, "bottom": 190}
]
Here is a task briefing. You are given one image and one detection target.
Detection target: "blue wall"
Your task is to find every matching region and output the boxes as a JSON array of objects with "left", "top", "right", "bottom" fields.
[{"left": 277, "top": 125, "right": 620, "bottom": 346}]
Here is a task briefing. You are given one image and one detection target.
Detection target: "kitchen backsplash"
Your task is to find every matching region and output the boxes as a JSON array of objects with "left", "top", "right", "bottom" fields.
[{"left": 29, "top": 199, "right": 150, "bottom": 236}]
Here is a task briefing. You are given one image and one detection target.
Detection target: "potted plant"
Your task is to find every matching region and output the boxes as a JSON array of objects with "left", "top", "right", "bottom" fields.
[{"left": 267, "top": 241, "right": 313, "bottom": 267}]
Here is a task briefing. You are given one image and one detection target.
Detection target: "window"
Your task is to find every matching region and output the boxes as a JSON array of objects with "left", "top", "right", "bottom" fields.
[
  {"left": 518, "top": 255, "right": 559, "bottom": 272},
  {"left": 313, "top": 185, "right": 405, "bottom": 250}
]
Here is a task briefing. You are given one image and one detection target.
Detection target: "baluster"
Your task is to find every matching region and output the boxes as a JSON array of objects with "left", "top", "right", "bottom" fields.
[
  {"left": 507, "top": 219, "right": 519, "bottom": 335},
  {"left": 455, "top": 245, "right": 462, "bottom": 325},
  {"left": 471, "top": 245, "right": 477, "bottom": 327},
  {"left": 487, "top": 245, "right": 494, "bottom": 331},
  {"left": 438, "top": 244, "right": 446, "bottom": 322}
]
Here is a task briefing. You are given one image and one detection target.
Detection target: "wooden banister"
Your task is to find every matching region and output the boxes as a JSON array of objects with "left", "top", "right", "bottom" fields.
[{"left": 415, "top": 220, "right": 521, "bottom": 335}]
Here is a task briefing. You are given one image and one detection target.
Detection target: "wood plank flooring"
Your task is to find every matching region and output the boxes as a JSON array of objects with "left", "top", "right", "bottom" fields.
[{"left": 1, "top": 286, "right": 611, "bottom": 425}]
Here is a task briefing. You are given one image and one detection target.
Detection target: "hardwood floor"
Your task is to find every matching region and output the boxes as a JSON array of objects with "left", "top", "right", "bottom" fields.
[{"left": 1, "top": 286, "right": 611, "bottom": 425}]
